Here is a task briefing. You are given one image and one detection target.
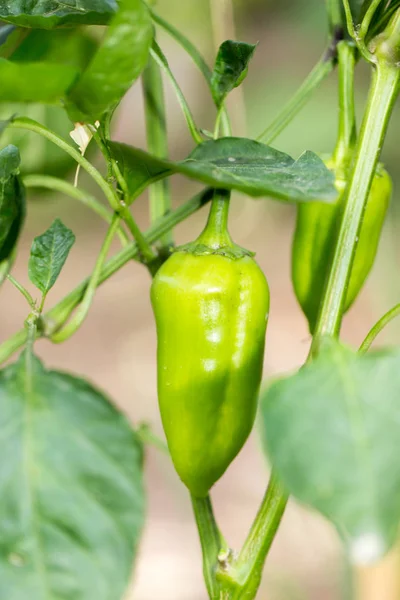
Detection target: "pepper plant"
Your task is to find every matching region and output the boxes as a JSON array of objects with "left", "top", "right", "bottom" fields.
[{"left": 0, "top": 0, "right": 399, "bottom": 598}]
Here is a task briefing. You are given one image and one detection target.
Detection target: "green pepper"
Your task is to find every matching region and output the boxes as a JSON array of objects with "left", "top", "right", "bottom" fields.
[
  {"left": 292, "top": 157, "right": 392, "bottom": 333},
  {"left": 151, "top": 191, "right": 269, "bottom": 497}
]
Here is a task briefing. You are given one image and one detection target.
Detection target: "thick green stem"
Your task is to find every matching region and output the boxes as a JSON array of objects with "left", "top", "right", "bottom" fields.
[
  {"left": 142, "top": 53, "right": 173, "bottom": 249},
  {"left": 332, "top": 41, "right": 357, "bottom": 174},
  {"left": 196, "top": 190, "right": 232, "bottom": 248},
  {"left": 192, "top": 496, "right": 223, "bottom": 599},
  {"left": 311, "top": 63, "right": 400, "bottom": 348},
  {"left": 0, "top": 188, "right": 214, "bottom": 364},
  {"left": 217, "top": 474, "right": 288, "bottom": 599}
]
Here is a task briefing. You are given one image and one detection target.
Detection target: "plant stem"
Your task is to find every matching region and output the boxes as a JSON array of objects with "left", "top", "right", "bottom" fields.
[
  {"left": 151, "top": 41, "right": 203, "bottom": 144},
  {"left": 23, "top": 174, "right": 130, "bottom": 247},
  {"left": 91, "top": 128, "right": 129, "bottom": 197},
  {"left": 142, "top": 52, "right": 173, "bottom": 249},
  {"left": 0, "top": 188, "right": 214, "bottom": 364},
  {"left": 332, "top": 41, "right": 357, "bottom": 175},
  {"left": 257, "top": 53, "right": 336, "bottom": 144},
  {"left": 209, "top": 0, "right": 246, "bottom": 136},
  {"left": 197, "top": 190, "right": 232, "bottom": 248},
  {"left": 151, "top": 10, "right": 231, "bottom": 135},
  {"left": 359, "top": 0, "right": 384, "bottom": 41},
  {"left": 90, "top": 129, "right": 157, "bottom": 268},
  {"left": 192, "top": 495, "right": 223, "bottom": 599},
  {"left": 9, "top": 117, "right": 120, "bottom": 212},
  {"left": 7, "top": 274, "right": 36, "bottom": 309},
  {"left": 342, "top": 0, "right": 373, "bottom": 61},
  {"left": 326, "top": 0, "right": 343, "bottom": 32},
  {"left": 216, "top": 474, "right": 288, "bottom": 599},
  {"left": 311, "top": 62, "right": 400, "bottom": 348},
  {"left": 136, "top": 423, "right": 169, "bottom": 454},
  {"left": 359, "top": 303, "right": 400, "bottom": 353},
  {"left": 51, "top": 215, "right": 122, "bottom": 343}
]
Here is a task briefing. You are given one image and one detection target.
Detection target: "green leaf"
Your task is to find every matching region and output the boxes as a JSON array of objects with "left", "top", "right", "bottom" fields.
[
  {"left": 28, "top": 219, "right": 75, "bottom": 295},
  {"left": 110, "top": 137, "right": 337, "bottom": 204},
  {"left": 10, "top": 28, "right": 97, "bottom": 68},
  {"left": 211, "top": 40, "right": 257, "bottom": 107},
  {"left": 67, "top": 0, "right": 153, "bottom": 122},
  {"left": 260, "top": 339, "right": 400, "bottom": 563},
  {"left": 0, "top": 59, "right": 79, "bottom": 103},
  {"left": 0, "top": 145, "right": 25, "bottom": 261},
  {"left": 0, "top": 0, "right": 117, "bottom": 29},
  {"left": 0, "top": 351, "right": 145, "bottom": 599}
]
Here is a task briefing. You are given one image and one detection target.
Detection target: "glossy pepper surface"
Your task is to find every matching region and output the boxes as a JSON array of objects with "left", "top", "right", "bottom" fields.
[
  {"left": 151, "top": 192, "right": 269, "bottom": 497},
  {"left": 292, "top": 158, "right": 392, "bottom": 333}
]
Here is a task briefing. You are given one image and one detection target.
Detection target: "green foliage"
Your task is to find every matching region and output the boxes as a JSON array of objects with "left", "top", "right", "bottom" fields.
[
  {"left": 0, "top": 27, "right": 98, "bottom": 105},
  {"left": 0, "top": 351, "right": 145, "bottom": 599},
  {"left": 0, "top": 0, "right": 117, "bottom": 29},
  {"left": 211, "top": 40, "right": 257, "bottom": 107},
  {"left": 110, "top": 138, "right": 337, "bottom": 203},
  {"left": 0, "top": 59, "right": 78, "bottom": 104},
  {"left": 67, "top": 0, "right": 153, "bottom": 122},
  {"left": 0, "top": 145, "right": 25, "bottom": 262},
  {"left": 28, "top": 219, "right": 75, "bottom": 295},
  {"left": 260, "top": 339, "right": 400, "bottom": 561}
]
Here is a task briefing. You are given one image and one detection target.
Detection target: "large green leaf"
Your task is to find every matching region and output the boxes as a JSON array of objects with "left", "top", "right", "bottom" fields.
[
  {"left": 110, "top": 137, "right": 337, "bottom": 204},
  {"left": 67, "top": 0, "right": 153, "bottom": 122},
  {"left": 10, "top": 28, "right": 97, "bottom": 67},
  {"left": 0, "top": 59, "right": 78, "bottom": 103},
  {"left": 29, "top": 219, "right": 75, "bottom": 295},
  {"left": 0, "top": 145, "right": 25, "bottom": 261},
  {"left": 0, "top": 0, "right": 117, "bottom": 29},
  {"left": 0, "top": 30, "right": 97, "bottom": 173},
  {"left": 260, "top": 339, "right": 400, "bottom": 563},
  {"left": 0, "top": 351, "right": 145, "bottom": 599},
  {"left": 211, "top": 40, "right": 257, "bottom": 107}
]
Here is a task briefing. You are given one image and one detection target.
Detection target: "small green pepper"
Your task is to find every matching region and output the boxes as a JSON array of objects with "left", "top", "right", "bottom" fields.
[
  {"left": 151, "top": 191, "right": 269, "bottom": 497},
  {"left": 292, "top": 158, "right": 392, "bottom": 333}
]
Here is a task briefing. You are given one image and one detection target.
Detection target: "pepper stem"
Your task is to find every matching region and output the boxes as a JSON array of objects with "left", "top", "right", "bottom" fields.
[
  {"left": 332, "top": 40, "right": 357, "bottom": 176},
  {"left": 196, "top": 190, "right": 233, "bottom": 249}
]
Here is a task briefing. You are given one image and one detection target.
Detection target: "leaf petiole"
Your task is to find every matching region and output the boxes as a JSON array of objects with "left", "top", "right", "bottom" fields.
[{"left": 7, "top": 274, "right": 35, "bottom": 309}]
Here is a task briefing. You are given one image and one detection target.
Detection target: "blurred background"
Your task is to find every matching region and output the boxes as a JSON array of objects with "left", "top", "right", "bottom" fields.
[{"left": 1, "top": 0, "right": 400, "bottom": 598}]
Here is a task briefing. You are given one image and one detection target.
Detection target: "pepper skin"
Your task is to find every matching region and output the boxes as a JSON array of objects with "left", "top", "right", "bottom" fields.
[
  {"left": 151, "top": 248, "right": 269, "bottom": 497},
  {"left": 292, "top": 159, "right": 392, "bottom": 333}
]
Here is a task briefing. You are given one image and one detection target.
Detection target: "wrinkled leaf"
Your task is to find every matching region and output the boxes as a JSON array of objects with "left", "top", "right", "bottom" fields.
[
  {"left": 0, "top": 145, "right": 25, "bottom": 261},
  {"left": 110, "top": 137, "right": 337, "bottom": 204},
  {"left": 67, "top": 0, "right": 153, "bottom": 122},
  {"left": 211, "top": 40, "right": 257, "bottom": 106},
  {"left": 29, "top": 219, "right": 75, "bottom": 294},
  {"left": 0, "top": 59, "right": 78, "bottom": 103},
  {"left": 0, "top": 351, "right": 145, "bottom": 599},
  {"left": 260, "top": 339, "right": 400, "bottom": 563},
  {"left": 0, "top": 0, "right": 117, "bottom": 29}
]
